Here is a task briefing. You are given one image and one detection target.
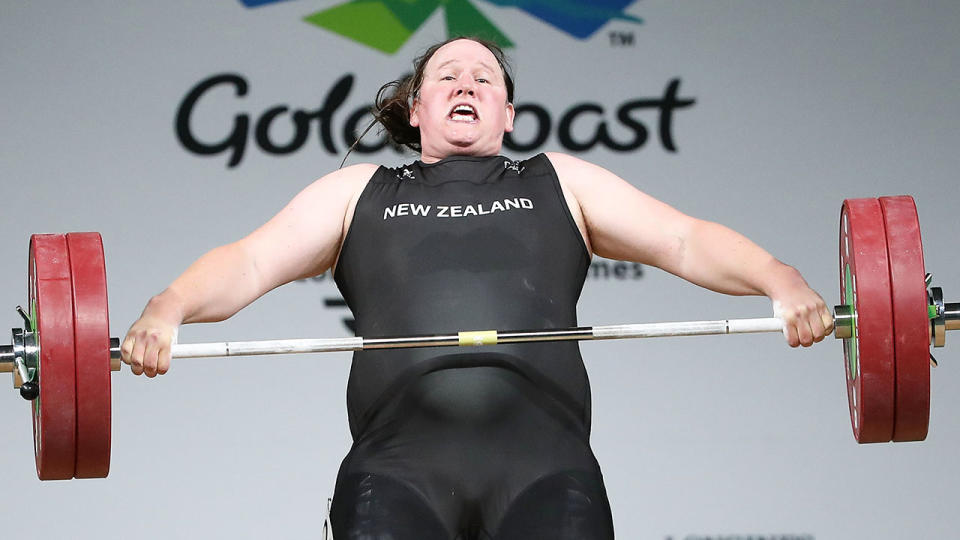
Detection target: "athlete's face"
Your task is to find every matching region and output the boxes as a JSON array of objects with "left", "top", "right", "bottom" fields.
[{"left": 410, "top": 39, "right": 515, "bottom": 163}]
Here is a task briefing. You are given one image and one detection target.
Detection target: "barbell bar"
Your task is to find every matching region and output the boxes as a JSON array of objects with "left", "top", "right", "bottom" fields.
[{"left": 1, "top": 196, "right": 957, "bottom": 480}]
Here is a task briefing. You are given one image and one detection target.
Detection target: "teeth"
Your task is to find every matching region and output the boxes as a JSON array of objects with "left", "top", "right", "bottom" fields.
[{"left": 449, "top": 104, "right": 477, "bottom": 122}]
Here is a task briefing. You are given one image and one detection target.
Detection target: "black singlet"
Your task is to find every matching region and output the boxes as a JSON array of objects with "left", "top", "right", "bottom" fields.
[{"left": 331, "top": 154, "right": 614, "bottom": 539}]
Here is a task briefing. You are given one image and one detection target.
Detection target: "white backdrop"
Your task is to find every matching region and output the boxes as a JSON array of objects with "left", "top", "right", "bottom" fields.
[{"left": 2, "top": 2, "right": 958, "bottom": 539}]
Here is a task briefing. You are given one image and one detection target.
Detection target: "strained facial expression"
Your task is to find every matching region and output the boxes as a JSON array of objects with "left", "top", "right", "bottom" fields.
[{"left": 410, "top": 39, "right": 515, "bottom": 161}]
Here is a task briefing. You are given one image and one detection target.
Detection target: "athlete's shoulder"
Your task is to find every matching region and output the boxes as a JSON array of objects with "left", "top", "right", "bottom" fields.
[
  {"left": 544, "top": 152, "right": 624, "bottom": 181},
  {"left": 306, "top": 163, "right": 378, "bottom": 195},
  {"left": 542, "top": 151, "right": 591, "bottom": 171},
  {"left": 325, "top": 162, "right": 380, "bottom": 182}
]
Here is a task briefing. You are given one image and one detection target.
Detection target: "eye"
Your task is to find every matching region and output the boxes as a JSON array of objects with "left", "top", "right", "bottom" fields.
[
  {"left": 476, "top": 78, "right": 489, "bottom": 84},
  {"left": 441, "top": 75, "right": 455, "bottom": 81}
]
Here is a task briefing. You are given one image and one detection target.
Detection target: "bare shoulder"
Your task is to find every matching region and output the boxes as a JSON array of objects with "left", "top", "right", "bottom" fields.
[
  {"left": 254, "top": 163, "right": 379, "bottom": 231},
  {"left": 290, "top": 163, "right": 379, "bottom": 213},
  {"left": 331, "top": 162, "right": 379, "bottom": 214},
  {"left": 330, "top": 162, "right": 380, "bottom": 180},
  {"left": 314, "top": 162, "right": 379, "bottom": 192},
  {"left": 241, "top": 163, "right": 380, "bottom": 284},
  {"left": 543, "top": 151, "right": 589, "bottom": 176},
  {"left": 543, "top": 152, "right": 667, "bottom": 215},
  {"left": 543, "top": 151, "right": 623, "bottom": 191}
]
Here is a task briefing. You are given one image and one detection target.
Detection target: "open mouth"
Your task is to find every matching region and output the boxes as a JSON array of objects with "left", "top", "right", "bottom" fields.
[{"left": 448, "top": 104, "right": 478, "bottom": 122}]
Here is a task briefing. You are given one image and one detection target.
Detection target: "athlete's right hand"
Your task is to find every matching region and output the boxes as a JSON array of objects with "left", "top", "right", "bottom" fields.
[{"left": 121, "top": 297, "right": 182, "bottom": 378}]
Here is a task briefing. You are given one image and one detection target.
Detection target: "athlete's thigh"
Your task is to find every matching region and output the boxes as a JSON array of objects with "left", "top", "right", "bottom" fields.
[
  {"left": 494, "top": 471, "right": 614, "bottom": 540},
  {"left": 330, "top": 472, "right": 449, "bottom": 540}
]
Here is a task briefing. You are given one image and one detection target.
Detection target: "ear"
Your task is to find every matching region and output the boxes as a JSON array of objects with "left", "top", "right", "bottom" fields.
[
  {"left": 503, "top": 102, "right": 515, "bottom": 133},
  {"left": 409, "top": 98, "right": 421, "bottom": 128}
]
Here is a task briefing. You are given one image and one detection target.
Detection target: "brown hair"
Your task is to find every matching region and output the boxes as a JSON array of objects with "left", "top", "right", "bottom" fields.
[{"left": 369, "top": 37, "right": 515, "bottom": 153}]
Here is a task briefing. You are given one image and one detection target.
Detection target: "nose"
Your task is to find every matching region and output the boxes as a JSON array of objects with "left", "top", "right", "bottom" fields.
[{"left": 455, "top": 77, "right": 476, "bottom": 96}]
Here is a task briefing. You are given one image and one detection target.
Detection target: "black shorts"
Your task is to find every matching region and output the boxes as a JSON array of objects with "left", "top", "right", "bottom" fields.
[{"left": 331, "top": 366, "right": 614, "bottom": 540}]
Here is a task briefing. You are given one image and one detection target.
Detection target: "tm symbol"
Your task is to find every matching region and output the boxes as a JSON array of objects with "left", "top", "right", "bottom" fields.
[{"left": 609, "top": 31, "right": 635, "bottom": 46}]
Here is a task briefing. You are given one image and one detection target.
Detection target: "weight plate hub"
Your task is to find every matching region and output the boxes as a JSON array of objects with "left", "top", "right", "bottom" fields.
[
  {"left": 879, "top": 196, "right": 930, "bottom": 442},
  {"left": 839, "top": 199, "right": 896, "bottom": 443},
  {"left": 29, "top": 234, "right": 77, "bottom": 480},
  {"left": 67, "top": 232, "right": 112, "bottom": 478}
]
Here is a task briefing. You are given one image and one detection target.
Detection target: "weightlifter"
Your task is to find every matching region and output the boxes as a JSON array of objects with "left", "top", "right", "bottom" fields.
[{"left": 122, "top": 37, "right": 833, "bottom": 539}]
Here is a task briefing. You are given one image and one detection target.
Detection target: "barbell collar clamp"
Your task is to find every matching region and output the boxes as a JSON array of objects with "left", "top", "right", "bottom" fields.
[
  {"left": 0, "top": 327, "right": 38, "bottom": 387},
  {"left": 833, "top": 305, "right": 853, "bottom": 340},
  {"left": 6, "top": 328, "right": 37, "bottom": 388},
  {"left": 931, "top": 287, "right": 946, "bottom": 347},
  {"left": 15, "top": 305, "right": 31, "bottom": 331},
  {"left": 110, "top": 338, "right": 121, "bottom": 371}
]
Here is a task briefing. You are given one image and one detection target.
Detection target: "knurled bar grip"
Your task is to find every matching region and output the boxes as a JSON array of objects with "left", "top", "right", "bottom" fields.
[{"left": 167, "top": 317, "right": 787, "bottom": 359}]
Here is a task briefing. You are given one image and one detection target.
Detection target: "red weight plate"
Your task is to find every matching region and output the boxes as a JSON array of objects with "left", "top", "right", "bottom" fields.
[
  {"left": 67, "top": 232, "right": 112, "bottom": 478},
  {"left": 879, "top": 196, "right": 930, "bottom": 442},
  {"left": 30, "top": 234, "right": 77, "bottom": 480},
  {"left": 839, "top": 199, "right": 895, "bottom": 443}
]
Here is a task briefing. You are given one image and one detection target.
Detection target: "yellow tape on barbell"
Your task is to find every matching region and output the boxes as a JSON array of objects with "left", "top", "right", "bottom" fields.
[{"left": 458, "top": 330, "right": 498, "bottom": 346}]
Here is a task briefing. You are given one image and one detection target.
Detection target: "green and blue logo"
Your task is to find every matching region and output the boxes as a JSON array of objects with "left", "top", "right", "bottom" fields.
[{"left": 239, "top": 0, "right": 642, "bottom": 53}]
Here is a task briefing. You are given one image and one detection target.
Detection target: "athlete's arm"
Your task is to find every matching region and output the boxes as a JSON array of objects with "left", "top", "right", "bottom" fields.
[
  {"left": 545, "top": 151, "right": 832, "bottom": 348},
  {"left": 121, "top": 163, "right": 377, "bottom": 376}
]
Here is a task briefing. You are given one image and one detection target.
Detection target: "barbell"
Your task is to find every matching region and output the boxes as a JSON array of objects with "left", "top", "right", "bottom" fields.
[{"left": 1, "top": 196, "right": 956, "bottom": 480}]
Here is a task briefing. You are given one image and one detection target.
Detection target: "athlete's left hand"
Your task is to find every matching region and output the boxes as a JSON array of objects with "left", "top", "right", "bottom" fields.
[{"left": 772, "top": 286, "right": 834, "bottom": 348}]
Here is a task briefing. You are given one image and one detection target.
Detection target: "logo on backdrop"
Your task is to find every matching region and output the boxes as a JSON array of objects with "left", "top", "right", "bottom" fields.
[
  {"left": 238, "top": 0, "right": 643, "bottom": 53},
  {"left": 174, "top": 1, "right": 693, "bottom": 166},
  {"left": 174, "top": 73, "right": 695, "bottom": 167}
]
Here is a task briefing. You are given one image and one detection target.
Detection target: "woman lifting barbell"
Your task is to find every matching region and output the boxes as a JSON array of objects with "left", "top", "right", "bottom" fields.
[{"left": 121, "top": 37, "right": 832, "bottom": 540}]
